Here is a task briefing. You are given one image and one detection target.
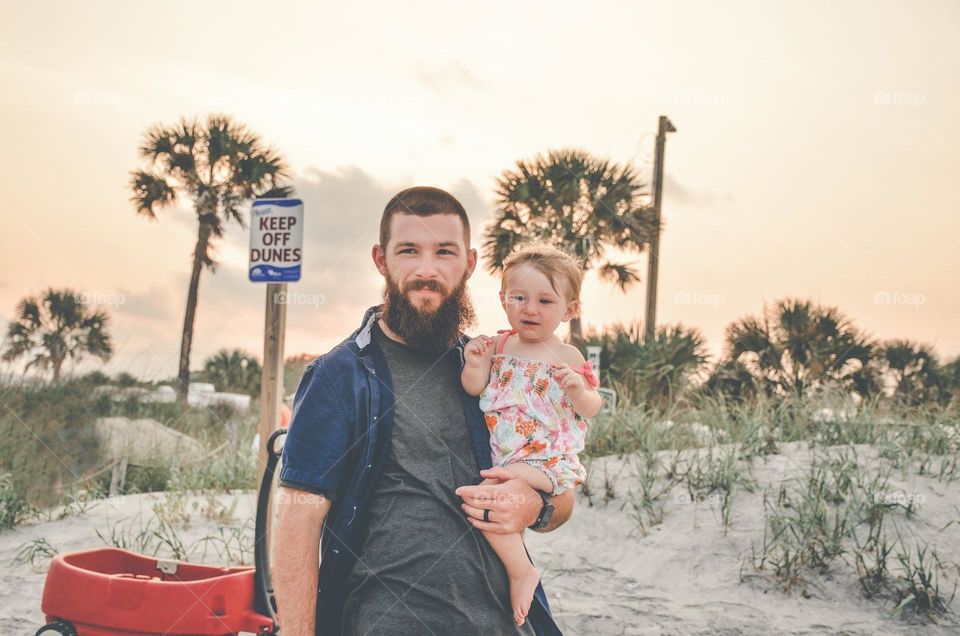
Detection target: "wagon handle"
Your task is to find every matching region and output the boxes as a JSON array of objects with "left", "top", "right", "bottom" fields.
[{"left": 253, "top": 428, "right": 286, "bottom": 632}]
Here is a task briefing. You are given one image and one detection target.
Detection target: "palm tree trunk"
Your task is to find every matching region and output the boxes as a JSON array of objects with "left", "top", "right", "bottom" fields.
[
  {"left": 569, "top": 316, "right": 583, "bottom": 346},
  {"left": 177, "top": 222, "right": 212, "bottom": 403}
]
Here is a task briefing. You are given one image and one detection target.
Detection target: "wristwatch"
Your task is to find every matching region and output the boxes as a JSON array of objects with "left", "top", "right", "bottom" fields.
[{"left": 528, "top": 489, "right": 554, "bottom": 530}]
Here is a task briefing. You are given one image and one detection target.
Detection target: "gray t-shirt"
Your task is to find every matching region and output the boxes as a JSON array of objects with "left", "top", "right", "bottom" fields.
[{"left": 340, "top": 321, "right": 533, "bottom": 635}]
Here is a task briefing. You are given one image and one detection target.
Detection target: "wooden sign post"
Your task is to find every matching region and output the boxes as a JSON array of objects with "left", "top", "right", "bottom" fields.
[{"left": 249, "top": 198, "right": 304, "bottom": 486}]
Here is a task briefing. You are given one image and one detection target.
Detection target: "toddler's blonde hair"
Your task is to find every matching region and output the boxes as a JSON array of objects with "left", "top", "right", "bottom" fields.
[{"left": 501, "top": 243, "right": 584, "bottom": 307}]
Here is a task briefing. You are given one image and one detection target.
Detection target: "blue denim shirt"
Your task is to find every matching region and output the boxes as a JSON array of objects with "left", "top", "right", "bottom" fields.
[{"left": 278, "top": 305, "right": 563, "bottom": 636}]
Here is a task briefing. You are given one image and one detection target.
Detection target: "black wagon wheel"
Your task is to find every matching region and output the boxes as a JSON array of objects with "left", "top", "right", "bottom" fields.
[{"left": 35, "top": 620, "right": 77, "bottom": 636}]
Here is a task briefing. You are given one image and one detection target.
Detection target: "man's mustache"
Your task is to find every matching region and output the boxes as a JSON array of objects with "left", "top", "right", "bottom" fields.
[{"left": 404, "top": 279, "right": 446, "bottom": 294}]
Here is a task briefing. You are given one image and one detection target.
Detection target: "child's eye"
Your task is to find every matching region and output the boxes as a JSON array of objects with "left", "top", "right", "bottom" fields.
[{"left": 540, "top": 299, "right": 553, "bottom": 304}]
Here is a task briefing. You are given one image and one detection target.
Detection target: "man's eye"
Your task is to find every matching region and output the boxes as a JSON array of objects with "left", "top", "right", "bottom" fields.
[
  {"left": 439, "top": 249, "right": 454, "bottom": 255},
  {"left": 398, "top": 248, "right": 415, "bottom": 254}
]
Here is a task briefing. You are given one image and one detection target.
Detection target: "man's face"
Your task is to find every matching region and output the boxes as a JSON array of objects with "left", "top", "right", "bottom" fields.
[
  {"left": 378, "top": 213, "right": 475, "bottom": 308},
  {"left": 372, "top": 212, "right": 478, "bottom": 352}
]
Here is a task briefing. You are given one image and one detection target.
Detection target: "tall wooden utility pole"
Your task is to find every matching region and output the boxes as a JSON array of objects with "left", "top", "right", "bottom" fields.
[{"left": 644, "top": 115, "right": 676, "bottom": 342}]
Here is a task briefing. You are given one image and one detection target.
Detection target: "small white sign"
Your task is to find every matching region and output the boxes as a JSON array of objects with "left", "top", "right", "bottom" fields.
[{"left": 249, "top": 199, "right": 304, "bottom": 282}]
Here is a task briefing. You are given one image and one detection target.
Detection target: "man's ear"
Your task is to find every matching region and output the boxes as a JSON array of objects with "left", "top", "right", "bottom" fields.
[
  {"left": 465, "top": 247, "right": 478, "bottom": 279},
  {"left": 372, "top": 244, "right": 388, "bottom": 276}
]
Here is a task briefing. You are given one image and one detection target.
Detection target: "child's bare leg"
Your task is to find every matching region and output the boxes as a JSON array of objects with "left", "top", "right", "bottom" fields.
[{"left": 477, "top": 465, "right": 552, "bottom": 625}]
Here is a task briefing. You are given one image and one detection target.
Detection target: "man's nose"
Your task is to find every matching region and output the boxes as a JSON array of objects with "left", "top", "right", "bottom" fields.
[{"left": 414, "top": 253, "right": 440, "bottom": 278}]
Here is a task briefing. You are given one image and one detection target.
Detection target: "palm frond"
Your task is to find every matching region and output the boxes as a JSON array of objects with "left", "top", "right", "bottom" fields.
[
  {"left": 596, "top": 261, "right": 642, "bottom": 291},
  {"left": 129, "top": 170, "right": 176, "bottom": 218}
]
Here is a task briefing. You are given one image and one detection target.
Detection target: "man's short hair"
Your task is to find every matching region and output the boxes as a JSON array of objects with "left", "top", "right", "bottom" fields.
[{"left": 379, "top": 186, "right": 470, "bottom": 249}]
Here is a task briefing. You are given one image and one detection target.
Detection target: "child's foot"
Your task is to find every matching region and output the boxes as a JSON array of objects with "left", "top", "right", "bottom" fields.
[{"left": 510, "top": 565, "right": 541, "bottom": 626}]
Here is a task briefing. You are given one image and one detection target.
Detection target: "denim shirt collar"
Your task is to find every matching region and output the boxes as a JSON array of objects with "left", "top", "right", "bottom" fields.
[{"left": 353, "top": 305, "right": 382, "bottom": 350}]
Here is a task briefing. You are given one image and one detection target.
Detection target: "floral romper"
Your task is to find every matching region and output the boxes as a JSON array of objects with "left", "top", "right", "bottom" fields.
[{"left": 478, "top": 329, "right": 599, "bottom": 494}]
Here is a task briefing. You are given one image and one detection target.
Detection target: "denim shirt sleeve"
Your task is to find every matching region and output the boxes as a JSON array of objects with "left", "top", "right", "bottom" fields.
[{"left": 278, "top": 359, "right": 353, "bottom": 500}]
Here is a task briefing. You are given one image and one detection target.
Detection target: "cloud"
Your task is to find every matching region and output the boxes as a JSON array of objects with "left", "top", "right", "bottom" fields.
[
  {"left": 415, "top": 62, "right": 484, "bottom": 93},
  {"left": 114, "top": 285, "right": 176, "bottom": 321},
  {"left": 91, "top": 167, "right": 498, "bottom": 376},
  {"left": 184, "top": 167, "right": 495, "bottom": 359}
]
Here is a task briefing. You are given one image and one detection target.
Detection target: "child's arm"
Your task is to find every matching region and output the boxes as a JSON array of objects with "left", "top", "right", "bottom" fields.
[
  {"left": 461, "top": 335, "right": 494, "bottom": 396},
  {"left": 554, "top": 346, "right": 603, "bottom": 418}
]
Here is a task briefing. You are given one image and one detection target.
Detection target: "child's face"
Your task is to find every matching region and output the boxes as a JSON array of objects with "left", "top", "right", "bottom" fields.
[{"left": 500, "top": 264, "right": 578, "bottom": 341}]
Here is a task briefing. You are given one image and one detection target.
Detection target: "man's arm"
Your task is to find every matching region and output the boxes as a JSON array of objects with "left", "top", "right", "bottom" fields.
[
  {"left": 272, "top": 487, "right": 332, "bottom": 635},
  {"left": 455, "top": 466, "right": 575, "bottom": 534}
]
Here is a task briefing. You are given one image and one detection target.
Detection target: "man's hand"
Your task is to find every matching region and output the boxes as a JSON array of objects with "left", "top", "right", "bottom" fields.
[
  {"left": 456, "top": 467, "right": 576, "bottom": 533},
  {"left": 455, "top": 466, "right": 542, "bottom": 533}
]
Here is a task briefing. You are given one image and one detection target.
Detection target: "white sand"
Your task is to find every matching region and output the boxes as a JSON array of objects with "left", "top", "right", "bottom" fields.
[{"left": 2, "top": 442, "right": 958, "bottom": 635}]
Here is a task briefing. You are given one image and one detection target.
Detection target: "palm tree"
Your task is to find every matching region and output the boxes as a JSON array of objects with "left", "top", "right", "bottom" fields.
[
  {"left": 584, "top": 321, "right": 709, "bottom": 407},
  {"left": 704, "top": 359, "right": 765, "bottom": 402},
  {"left": 722, "top": 298, "right": 875, "bottom": 398},
  {"left": 943, "top": 356, "right": 960, "bottom": 405},
  {"left": 203, "top": 348, "right": 261, "bottom": 396},
  {"left": 483, "top": 149, "right": 657, "bottom": 343},
  {"left": 130, "top": 114, "right": 291, "bottom": 402},
  {"left": 876, "top": 339, "right": 946, "bottom": 405},
  {"left": 2, "top": 289, "right": 113, "bottom": 381}
]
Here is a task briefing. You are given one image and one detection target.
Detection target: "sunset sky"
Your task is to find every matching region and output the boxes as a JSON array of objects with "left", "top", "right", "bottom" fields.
[{"left": 1, "top": 1, "right": 958, "bottom": 380}]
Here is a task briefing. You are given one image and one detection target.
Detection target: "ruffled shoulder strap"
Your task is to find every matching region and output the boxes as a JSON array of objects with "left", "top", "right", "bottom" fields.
[{"left": 495, "top": 328, "right": 517, "bottom": 355}]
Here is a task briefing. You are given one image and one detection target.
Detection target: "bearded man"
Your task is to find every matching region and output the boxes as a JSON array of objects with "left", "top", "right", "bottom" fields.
[{"left": 272, "top": 187, "right": 572, "bottom": 635}]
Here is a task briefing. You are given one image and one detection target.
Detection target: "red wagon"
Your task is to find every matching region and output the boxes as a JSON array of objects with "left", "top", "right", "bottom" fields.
[{"left": 35, "top": 430, "right": 287, "bottom": 636}]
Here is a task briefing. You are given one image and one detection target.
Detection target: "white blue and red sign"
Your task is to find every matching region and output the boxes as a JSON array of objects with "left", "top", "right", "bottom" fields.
[{"left": 249, "top": 198, "right": 304, "bottom": 282}]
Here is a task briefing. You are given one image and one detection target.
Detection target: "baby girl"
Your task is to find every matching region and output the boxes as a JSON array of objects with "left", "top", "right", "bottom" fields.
[{"left": 461, "top": 243, "right": 602, "bottom": 626}]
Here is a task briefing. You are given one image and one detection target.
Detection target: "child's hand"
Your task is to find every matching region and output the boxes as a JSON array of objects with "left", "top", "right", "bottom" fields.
[
  {"left": 552, "top": 363, "right": 587, "bottom": 397},
  {"left": 464, "top": 335, "right": 493, "bottom": 367}
]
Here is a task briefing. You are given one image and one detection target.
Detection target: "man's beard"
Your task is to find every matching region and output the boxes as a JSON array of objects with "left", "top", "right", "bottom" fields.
[{"left": 381, "top": 273, "right": 476, "bottom": 356}]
